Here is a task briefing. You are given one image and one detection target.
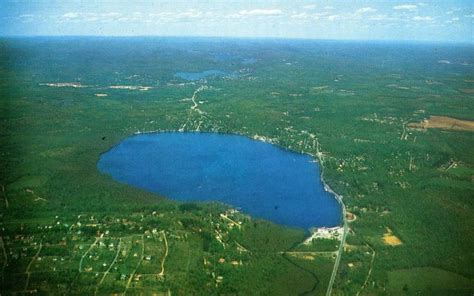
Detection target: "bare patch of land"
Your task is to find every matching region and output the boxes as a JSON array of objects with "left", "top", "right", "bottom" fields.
[
  {"left": 382, "top": 228, "right": 402, "bottom": 246},
  {"left": 408, "top": 116, "right": 474, "bottom": 132},
  {"left": 109, "top": 85, "right": 153, "bottom": 91},
  {"left": 459, "top": 89, "right": 474, "bottom": 94},
  {"left": 39, "top": 82, "right": 87, "bottom": 88}
]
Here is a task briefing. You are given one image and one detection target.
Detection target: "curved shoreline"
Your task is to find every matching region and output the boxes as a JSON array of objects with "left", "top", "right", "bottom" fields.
[
  {"left": 100, "top": 128, "right": 347, "bottom": 294},
  {"left": 100, "top": 128, "right": 346, "bottom": 229}
]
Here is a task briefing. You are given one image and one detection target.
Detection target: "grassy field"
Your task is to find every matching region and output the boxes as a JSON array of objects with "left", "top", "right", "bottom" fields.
[{"left": 1, "top": 37, "right": 473, "bottom": 295}]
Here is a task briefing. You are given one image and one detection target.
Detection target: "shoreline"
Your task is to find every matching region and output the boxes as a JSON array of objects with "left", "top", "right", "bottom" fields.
[
  {"left": 135, "top": 131, "right": 344, "bottom": 213},
  {"left": 131, "top": 129, "right": 346, "bottom": 229},
  {"left": 102, "top": 128, "right": 347, "bottom": 295},
  {"left": 100, "top": 129, "right": 345, "bottom": 232}
]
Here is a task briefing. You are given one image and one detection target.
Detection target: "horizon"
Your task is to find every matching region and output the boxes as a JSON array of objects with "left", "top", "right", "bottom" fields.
[
  {"left": 1, "top": 34, "right": 473, "bottom": 46},
  {"left": 1, "top": 0, "right": 472, "bottom": 43}
]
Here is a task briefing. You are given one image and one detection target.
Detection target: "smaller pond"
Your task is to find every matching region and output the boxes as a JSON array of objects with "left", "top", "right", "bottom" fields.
[
  {"left": 98, "top": 132, "right": 342, "bottom": 229},
  {"left": 174, "top": 70, "right": 234, "bottom": 81}
]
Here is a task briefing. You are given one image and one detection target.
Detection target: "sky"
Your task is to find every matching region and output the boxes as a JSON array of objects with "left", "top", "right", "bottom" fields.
[{"left": 1, "top": 0, "right": 472, "bottom": 43}]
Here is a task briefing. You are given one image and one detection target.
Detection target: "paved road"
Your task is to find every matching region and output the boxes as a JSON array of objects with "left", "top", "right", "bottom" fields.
[{"left": 326, "top": 201, "right": 348, "bottom": 296}]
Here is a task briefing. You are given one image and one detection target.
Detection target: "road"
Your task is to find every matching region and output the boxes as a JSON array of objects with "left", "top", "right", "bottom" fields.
[
  {"left": 95, "top": 238, "right": 122, "bottom": 295},
  {"left": 124, "top": 235, "right": 144, "bottom": 295},
  {"left": 158, "top": 231, "right": 168, "bottom": 277},
  {"left": 356, "top": 243, "right": 376, "bottom": 296},
  {"left": 325, "top": 200, "right": 348, "bottom": 296},
  {"left": 79, "top": 233, "right": 103, "bottom": 272}
]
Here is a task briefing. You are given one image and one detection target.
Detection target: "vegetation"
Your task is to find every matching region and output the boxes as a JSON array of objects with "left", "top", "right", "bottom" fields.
[{"left": 1, "top": 37, "right": 473, "bottom": 295}]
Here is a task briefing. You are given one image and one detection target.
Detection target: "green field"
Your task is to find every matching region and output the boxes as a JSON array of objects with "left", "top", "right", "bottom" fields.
[{"left": 1, "top": 37, "right": 473, "bottom": 295}]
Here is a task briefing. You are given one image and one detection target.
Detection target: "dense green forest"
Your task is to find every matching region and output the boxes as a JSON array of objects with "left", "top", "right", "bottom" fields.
[{"left": 0, "top": 37, "right": 473, "bottom": 295}]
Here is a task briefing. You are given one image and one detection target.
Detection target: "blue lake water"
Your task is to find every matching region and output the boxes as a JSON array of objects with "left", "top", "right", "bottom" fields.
[
  {"left": 174, "top": 70, "right": 233, "bottom": 81},
  {"left": 97, "top": 132, "right": 342, "bottom": 229}
]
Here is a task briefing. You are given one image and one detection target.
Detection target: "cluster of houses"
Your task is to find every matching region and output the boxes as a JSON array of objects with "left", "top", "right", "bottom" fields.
[{"left": 304, "top": 226, "right": 344, "bottom": 245}]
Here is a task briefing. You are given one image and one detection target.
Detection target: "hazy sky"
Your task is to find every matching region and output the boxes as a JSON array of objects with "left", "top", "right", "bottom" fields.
[{"left": 1, "top": 0, "right": 472, "bottom": 42}]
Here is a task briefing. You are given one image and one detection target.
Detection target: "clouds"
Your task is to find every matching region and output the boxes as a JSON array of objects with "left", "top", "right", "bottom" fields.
[
  {"left": 13, "top": 4, "right": 462, "bottom": 29},
  {"left": 356, "top": 7, "right": 377, "bottom": 14},
  {"left": 17, "top": 13, "right": 36, "bottom": 23},
  {"left": 412, "top": 16, "right": 434, "bottom": 21},
  {"left": 175, "top": 10, "right": 203, "bottom": 19},
  {"left": 393, "top": 4, "right": 417, "bottom": 11},
  {"left": 55, "top": 8, "right": 285, "bottom": 24},
  {"left": 289, "top": 5, "right": 378, "bottom": 22},
  {"left": 323, "top": 6, "right": 378, "bottom": 22},
  {"left": 15, "top": 3, "right": 467, "bottom": 27},
  {"left": 226, "top": 9, "right": 284, "bottom": 20},
  {"left": 3, "top": 1, "right": 471, "bottom": 42},
  {"left": 446, "top": 8, "right": 461, "bottom": 15},
  {"left": 302, "top": 5, "right": 316, "bottom": 10},
  {"left": 369, "top": 14, "right": 391, "bottom": 21},
  {"left": 62, "top": 12, "right": 80, "bottom": 19},
  {"left": 291, "top": 12, "right": 309, "bottom": 19},
  {"left": 238, "top": 9, "right": 283, "bottom": 17},
  {"left": 59, "top": 12, "right": 123, "bottom": 23}
]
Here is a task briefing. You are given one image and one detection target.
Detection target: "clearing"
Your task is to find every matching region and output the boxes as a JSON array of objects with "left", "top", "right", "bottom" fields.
[
  {"left": 408, "top": 115, "right": 474, "bottom": 132},
  {"left": 382, "top": 228, "right": 403, "bottom": 246}
]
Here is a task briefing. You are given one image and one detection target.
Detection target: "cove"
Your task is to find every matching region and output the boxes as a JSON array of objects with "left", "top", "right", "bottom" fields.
[{"left": 98, "top": 132, "right": 342, "bottom": 229}]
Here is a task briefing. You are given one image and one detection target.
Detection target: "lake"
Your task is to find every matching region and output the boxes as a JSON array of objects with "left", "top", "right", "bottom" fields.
[{"left": 98, "top": 132, "right": 342, "bottom": 229}]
